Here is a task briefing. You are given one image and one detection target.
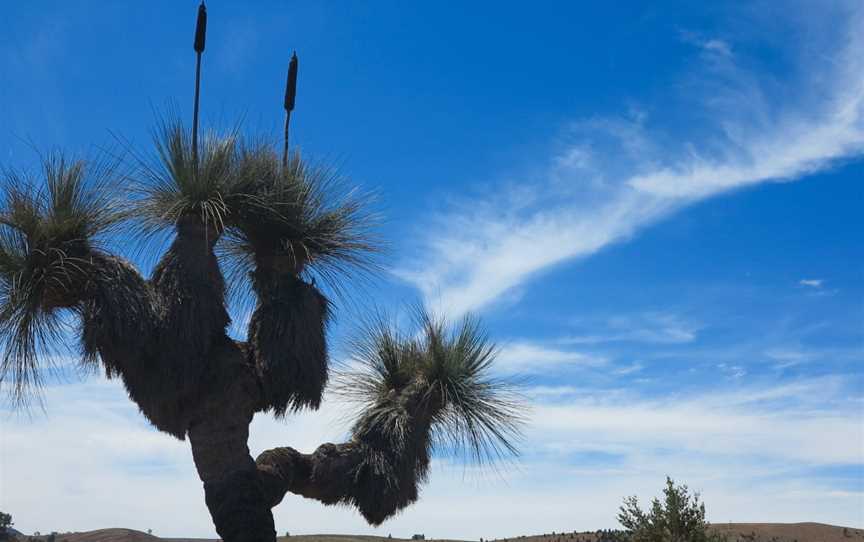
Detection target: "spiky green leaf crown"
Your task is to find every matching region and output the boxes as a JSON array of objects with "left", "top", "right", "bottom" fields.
[
  {"left": 0, "top": 156, "right": 122, "bottom": 403},
  {"left": 132, "top": 119, "right": 236, "bottom": 239},
  {"left": 339, "top": 308, "right": 525, "bottom": 465},
  {"left": 131, "top": 122, "right": 378, "bottom": 286},
  {"left": 222, "top": 142, "right": 378, "bottom": 282}
]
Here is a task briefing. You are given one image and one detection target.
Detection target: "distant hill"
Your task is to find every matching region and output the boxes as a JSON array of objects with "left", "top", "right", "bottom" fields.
[
  {"left": 17, "top": 523, "right": 864, "bottom": 542},
  {"left": 712, "top": 523, "right": 863, "bottom": 542},
  {"left": 509, "top": 524, "right": 863, "bottom": 542},
  {"left": 20, "top": 529, "right": 159, "bottom": 542}
]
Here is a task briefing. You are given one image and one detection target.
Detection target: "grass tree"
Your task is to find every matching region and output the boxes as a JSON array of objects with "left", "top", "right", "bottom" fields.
[{"left": 0, "top": 4, "right": 523, "bottom": 542}]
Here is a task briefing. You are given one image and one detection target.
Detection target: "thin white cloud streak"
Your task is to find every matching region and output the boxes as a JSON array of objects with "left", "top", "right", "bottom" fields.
[
  {"left": 395, "top": 10, "right": 864, "bottom": 319},
  {"left": 535, "top": 400, "right": 860, "bottom": 462},
  {"left": 765, "top": 346, "right": 827, "bottom": 369},
  {"left": 494, "top": 341, "right": 607, "bottom": 374},
  {"left": 564, "top": 312, "right": 699, "bottom": 345},
  {"left": 527, "top": 376, "right": 862, "bottom": 466},
  {"left": 612, "top": 362, "right": 644, "bottom": 375},
  {"left": 716, "top": 363, "right": 747, "bottom": 379},
  {"left": 678, "top": 30, "right": 734, "bottom": 60}
]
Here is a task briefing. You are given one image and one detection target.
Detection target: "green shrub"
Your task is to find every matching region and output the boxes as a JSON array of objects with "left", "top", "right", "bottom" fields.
[{"left": 618, "top": 477, "right": 727, "bottom": 542}]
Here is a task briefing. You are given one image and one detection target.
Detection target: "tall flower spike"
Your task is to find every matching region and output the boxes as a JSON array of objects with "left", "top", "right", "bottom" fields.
[
  {"left": 283, "top": 52, "right": 298, "bottom": 168},
  {"left": 192, "top": 1, "right": 207, "bottom": 165}
]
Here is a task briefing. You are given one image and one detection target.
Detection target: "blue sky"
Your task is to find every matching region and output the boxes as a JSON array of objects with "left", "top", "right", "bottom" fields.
[{"left": 1, "top": 0, "right": 862, "bottom": 538}]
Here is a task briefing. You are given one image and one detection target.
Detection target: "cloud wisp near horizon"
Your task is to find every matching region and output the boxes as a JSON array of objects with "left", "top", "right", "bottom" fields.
[
  {"left": 395, "top": 7, "right": 864, "bottom": 319},
  {"left": 3, "top": 364, "right": 859, "bottom": 536}
]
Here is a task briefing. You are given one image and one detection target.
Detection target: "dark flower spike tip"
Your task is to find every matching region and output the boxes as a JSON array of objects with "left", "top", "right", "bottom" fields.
[
  {"left": 285, "top": 52, "right": 298, "bottom": 113},
  {"left": 283, "top": 52, "right": 298, "bottom": 168},
  {"left": 194, "top": 2, "right": 207, "bottom": 53}
]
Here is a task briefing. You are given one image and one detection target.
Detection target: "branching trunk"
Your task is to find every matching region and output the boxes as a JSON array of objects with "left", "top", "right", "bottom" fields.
[
  {"left": 79, "top": 229, "right": 233, "bottom": 439},
  {"left": 256, "top": 443, "right": 363, "bottom": 508},
  {"left": 255, "top": 385, "right": 438, "bottom": 526},
  {"left": 189, "top": 410, "right": 275, "bottom": 542},
  {"left": 248, "top": 269, "right": 329, "bottom": 415},
  {"left": 150, "top": 227, "right": 230, "bottom": 396},
  {"left": 187, "top": 339, "right": 274, "bottom": 542},
  {"left": 78, "top": 253, "right": 191, "bottom": 437}
]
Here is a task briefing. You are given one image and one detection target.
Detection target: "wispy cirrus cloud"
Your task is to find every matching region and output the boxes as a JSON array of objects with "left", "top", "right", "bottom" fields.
[
  {"left": 564, "top": 312, "right": 699, "bottom": 345},
  {"left": 394, "top": 7, "right": 864, "bottom": 319},
  {"left": 612, "top": 362, "right": 644, "bottom": 376},
  {"left": 797, "top": 278, "right": 840, "bottom": 297},
  {"left": 717, "top": 363, "right": 747, "bottom": 380},
  {"left": 529, "top": 375, "right": 862, "bottom": 465},
  {"left": 678, "top": 30, "right": 734, "bottom": 60},
  {"left": 494, "top": 341, "right": 607, "bottom": 375}
]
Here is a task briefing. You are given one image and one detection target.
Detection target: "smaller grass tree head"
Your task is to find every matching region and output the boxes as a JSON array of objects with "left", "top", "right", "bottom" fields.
[
  {"left": 131, "top": 117, "right": 237, "bottom": 241},
  {"left": 339, "top": 307, "right": 525, "bottom": 466},
  {"left": 222, "top": 143, "right": 379, "bottom": 292},
  {"left": 0, "top": 155, "right": 122, "bottom": 404}
]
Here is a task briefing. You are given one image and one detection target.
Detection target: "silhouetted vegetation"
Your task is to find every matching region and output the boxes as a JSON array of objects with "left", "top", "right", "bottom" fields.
[
  {"left": 618, "top": 477, "right": 727, "bottom": 542},
  {"left": 0, "top": 512, "right": 12, "bottom": 540}
]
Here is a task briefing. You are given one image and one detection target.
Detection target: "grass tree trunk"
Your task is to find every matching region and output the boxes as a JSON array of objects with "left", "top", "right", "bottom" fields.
[{"left": 188, "top": 407, "right": 276, "bottom": 541}]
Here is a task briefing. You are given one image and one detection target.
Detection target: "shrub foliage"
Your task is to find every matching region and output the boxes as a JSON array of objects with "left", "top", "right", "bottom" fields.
[{"left": 618, "top": 477, "right": 727, "bottom": 542}]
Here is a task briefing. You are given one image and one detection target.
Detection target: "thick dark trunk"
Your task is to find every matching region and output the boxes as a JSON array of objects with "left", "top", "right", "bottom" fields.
[
  {"left": 185, "top": 339, "right": 275, "bottom": 542},
  {"left": 189, "top": 410, "right": 275, "bottom": 542}
]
